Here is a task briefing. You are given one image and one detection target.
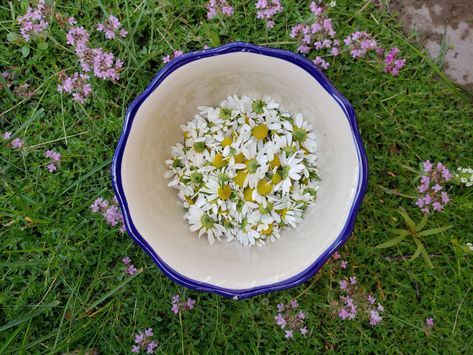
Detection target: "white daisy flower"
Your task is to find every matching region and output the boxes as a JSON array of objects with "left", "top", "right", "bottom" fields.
[{"left": 279, "top": 152, "right": 305, "bottom": 195}]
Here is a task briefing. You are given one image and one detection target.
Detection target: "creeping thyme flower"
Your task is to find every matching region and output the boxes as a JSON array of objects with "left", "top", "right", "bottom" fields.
[
  {"left": 66, "top": 26, "right": 90, "bottom": 55},
  {"left": 11, "top": 138, "right": 23, "bottom": 149},
  {"left": 17, "top": 0, "right": 49, "bottom": 42},
  {"left": 383, "top": 47, "right": 406, "bottom": 76},
  {"left": 256, "top": 0, "right": 283, "bottom": 29},
  {"left": 97, "top": 15, "right": 128, "bottom": 39},
  {"left": 274, "top": 300, "right": 308, "bottom": 339},
  {"left": 44, "top": 149, "right": 61, "bottom": 173},
  {"left": 165, "top": 95, "right": 319, "bottom": 247},
  {"left": 57, "top": 72, "right": 93, "bottom": 104},
  {"left": 425, "top": 317, "right": 434, "bottom": 328},
  {"left": 206, "top": 0, "right": 234, "bottom": 19},
  {"left": 131, "top": 328, "right": 158, "bottom": 354},
  {"left": 3, "top": 133, "right": 24, "bottom": 149},
  {"left": 291, "top": 2, "right": 339, "bottom": 59},
  {"left": 416, "top": 161, "right": 452, "bottom": 214},
  {"left": 90, "top": 196, "right": 125, "bottom": 233},
  {"left": 162, "top": 49, "right": 184, "bottom": 64},
  {"left": 171, "top": 294, "right": 196, "bottom": 314},
  {"left": 333, "top": 277, "right": 384, "bottom": 326},
  {"left": 64, "top": 21, "right": 124, "bottom": 82},
  {"left": 122, "top": 256, "right": 138, "bottom": 275},
  {"left": 343, "top": 31, "right": 379, "bottom": 59}
]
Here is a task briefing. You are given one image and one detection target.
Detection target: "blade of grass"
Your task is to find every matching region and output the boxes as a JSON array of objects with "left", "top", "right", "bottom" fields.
[
  {"left": 0, "top": 300, "right": 60, "bottom": 333},
  {"left": 418, "top": 225, "right": 452, "bottom": 237},
  {"left": 82, "top": 268, "right": 142, "bottom": 316}
]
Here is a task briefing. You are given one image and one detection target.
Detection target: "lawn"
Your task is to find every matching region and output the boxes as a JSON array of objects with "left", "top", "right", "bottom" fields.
[{"left": 1, "top": 0, "right": 473, "bottom": 353}]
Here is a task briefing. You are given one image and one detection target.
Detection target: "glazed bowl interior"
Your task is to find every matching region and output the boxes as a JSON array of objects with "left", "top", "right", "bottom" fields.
[{"left": 119, "top": 51, "right": 361, "bottom": 291}]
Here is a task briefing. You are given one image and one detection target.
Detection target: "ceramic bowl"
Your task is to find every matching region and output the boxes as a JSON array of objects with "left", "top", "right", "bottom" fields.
[{"left": 112, "top": 42, "right": 368, "bottom": 299}]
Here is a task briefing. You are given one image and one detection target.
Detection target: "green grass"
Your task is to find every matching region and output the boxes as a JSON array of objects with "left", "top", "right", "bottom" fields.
[{"left": 1, "top": 0, "right": 473, "bottom": 353}]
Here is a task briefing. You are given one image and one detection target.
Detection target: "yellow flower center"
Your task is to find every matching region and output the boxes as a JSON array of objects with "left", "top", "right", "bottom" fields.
[
  {"left": 269, "top": 155, "right": 281, "bottom": 169},
  {"left": 278, "top": 208, "right": 288, "bottom": 218},
  {"left": 234, "top": 153, "right": 245, "bottom": 164},
  {"left": 261, "top": 224, "right": 273, "bottom": 235},
  {"left": 183, "top": 131, "right": 190, "bottom": 140},
  {"left": 217, "top": 185, "right": 232, "bottom": 200},
  {"left": 252, "top": 124, "right": 269, "bottom": 140},
  {"left": 243, "top": 187, "right": 254, "bottom": 202},
  {"left": 272, "top": 172, "right": 282, "bottom": 185},
  {"left": 257, "top": 179, "right": 273, "bottom": 196},
  {"left": 221, "top": 136, "right": 233, "bottom": 147},
  {"left": 185, "top": 196, "right": 194, "bottom": 205},
  {"left": 233, "top": 170, "right": 248, "bottom": 188},
  {"left": 212, "top": 153, "right": 227, "bottom": 168}
]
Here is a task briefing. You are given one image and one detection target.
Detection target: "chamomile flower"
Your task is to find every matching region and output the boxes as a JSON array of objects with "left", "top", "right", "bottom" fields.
[
  {"left": 279, "top": 152, "right": 306, "bottom": 195},
  {"left": 165, "top": 95, "right": 319, "bottom": 247}
]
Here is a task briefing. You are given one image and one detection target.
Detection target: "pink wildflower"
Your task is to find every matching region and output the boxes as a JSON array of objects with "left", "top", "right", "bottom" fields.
[
  {"left": 97, "top": 15, "right": 128, "bottom": 39},
  {"left": 162, "top": 50, "right": 184, "bottom": 64},
  {"left": 3, "top": 132, "right": 12, "bottom": 140},
  {"left": 90, "top": 196, "right": 125, "bottom": 232},
  {"left": 47, "top": 163, "right": 57, "bottom": 173},
  {"left": 274, "top": 300, "right": 307, "bottom": 339},
  {"left": 384, "top": 47, "right": 406, "bottom": 76},
  {"left": 11, "top": 138, "right": 23, "bottom": 149},
  {"left": 417, "top": 161, "right": 451, "bottom": 214},
  {"left": 344, "top": 31, "right": 379, "bottom": 59},
  {"left": 17, "top": 0, "right": 49, "bottom": 42},
  {"left": 256, "top": 0, "right": 283, "bottom": 29},
  {"left": 132, "top": 328, "right": 158, "bottom": 354},
  {"left": 291, "top": 3, "right": 338, "bottom": 59},
  {"left": 66, "top": 26, "right": 90, "bottom": 55},
  {"left": 206, "top": 0, "right": 234, "bottom": 19},
  {"left": 45, "top": 149, "right": 61, "bottom": 161},
  {"left": 340, "top": 260, "right": 348, "bottom": 269},
  {"left": 171, "top": 294, "right": 196, "bottom": 314},
  {"left": 57, "top": 72, "right": 93, "bottom": 103},
  {"left": 313, "top": 56, "right": 330, "bottom": 70},
  {"left": 369, "top": 310, "right": 383, "bottom": 326},
  {"left": 425, "top": 317, "right": 434, "bottom": 328}
]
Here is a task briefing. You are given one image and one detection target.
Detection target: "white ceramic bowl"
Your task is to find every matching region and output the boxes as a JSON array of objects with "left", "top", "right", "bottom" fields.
[{"left": 112, "top": 42, "right": 368, "bottom": 299}]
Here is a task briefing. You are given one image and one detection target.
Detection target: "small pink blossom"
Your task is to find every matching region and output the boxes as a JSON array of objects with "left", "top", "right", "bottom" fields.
[
  {"left": 206, "top": 0, "right": 234, "bottom": 19},
  {"left": 383, "top": 47, "right": 406, "bottom": 76},
  {"left": 340, "top": 260, "right": 348, "bottom": 269},
  {"left": 97, "top": 15, "right": 128, "bottom": 39},
  {"left": 256, "top": 0, "right": 283, "bottom": 29},
  {"left": 369, "top": 310, "right": 383, "bottom": 326},
  {"left": 417, "top": 161, "right": 452, "bottom": 214},
  {"left": 162, "top": 49, "right": 184, "bottom": 64},
  {"left": 90, "top": 196, "right": 125, "bottom": 232},
  {"left": 45, "top": 149, "right": 61, "bottom": 161},
  {"left": 47, "top": 163, "right": 57, "bottom": 173},
  {"left": 17, "top": 0, "right": 49, "bottom": 42},
  {"left": 171, "top": 294, "right": 196, "bottom": 314},
  {"left": 132, "top": 328, "right": 158, "bottom": 354},
  {"left": 425, "top": 317, "right": 434, "bottom": 328},
  {"left": 57, "top": 72, "right": 92, "bottom": 103},
  {"left": 3, "top": 132, "right": 12, "bottom": 140},
  {"left": 11, "top": 138, "right": 23, "bottom": 149},
  {"left": 274, "top": 300, "right": 307, "bottom": 339}
]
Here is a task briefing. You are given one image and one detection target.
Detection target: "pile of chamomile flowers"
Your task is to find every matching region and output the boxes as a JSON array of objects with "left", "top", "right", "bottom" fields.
[{"left": 165, "top": 95, "right": 319, "bottom": 247}]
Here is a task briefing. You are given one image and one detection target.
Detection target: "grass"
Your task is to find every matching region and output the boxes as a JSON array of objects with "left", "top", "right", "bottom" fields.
[{"left": 1, "top": 0, "right": 473, "bottom": 353}]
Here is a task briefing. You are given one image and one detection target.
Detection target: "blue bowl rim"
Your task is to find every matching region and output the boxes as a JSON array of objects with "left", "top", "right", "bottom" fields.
[{"left": 111, "top": 41, "right": 369, "bottom": 299}]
